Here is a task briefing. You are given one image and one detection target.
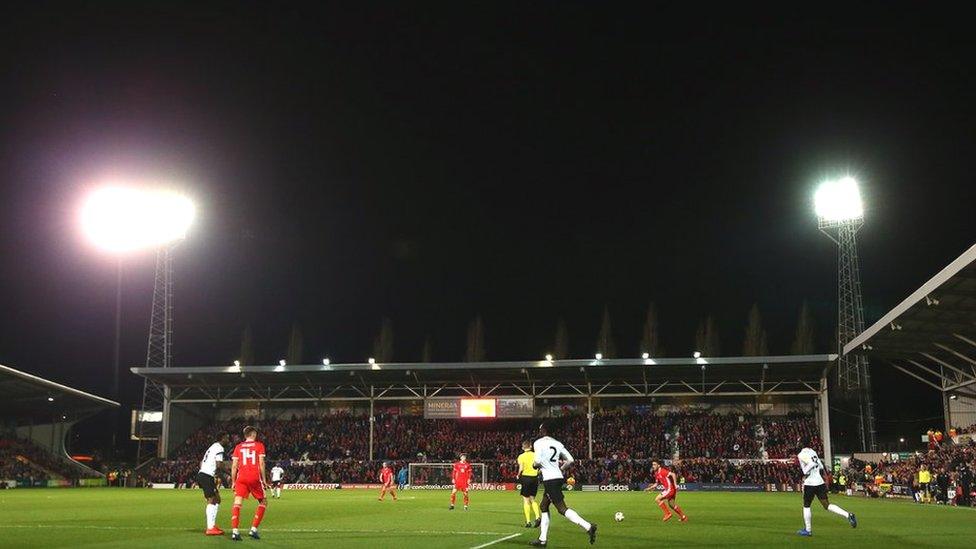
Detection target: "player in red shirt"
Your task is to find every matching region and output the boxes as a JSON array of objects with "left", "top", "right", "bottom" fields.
[
  {"left": 648, "top": 460, "right": 687, "bottom": 522},
  {"left": 378, "top": 461, "right": 398, "bottom": 501},
  {"left": 230, "top": 426, "right": 269, "bottom": 541},
  {"left": 449, "top": 453, "right": 472, "bottom": 510}
]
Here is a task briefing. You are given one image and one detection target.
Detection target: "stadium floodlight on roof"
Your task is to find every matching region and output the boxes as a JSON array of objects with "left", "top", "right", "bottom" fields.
[{"left": 81, "top": 187, "right": 195, "bottom": 253}]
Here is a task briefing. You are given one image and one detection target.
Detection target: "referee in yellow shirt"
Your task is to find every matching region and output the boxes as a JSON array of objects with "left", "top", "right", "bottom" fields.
[
  {"left": 918, "top": 465, "right": 932, "bottom": 503},
  {"left": 517, "top": 440, "right": 542, "bottom": 528}
]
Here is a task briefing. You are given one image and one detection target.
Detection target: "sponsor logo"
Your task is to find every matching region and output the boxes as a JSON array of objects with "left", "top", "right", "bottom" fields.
[
  {"left": 284, "top": 483, "right": 341, "bottom": 490},
  {"left": 598, "top": 484, "right": 630, "bottom": 492},
  {"left": 581, "top": 485, "right": 600, "bottom": 492},
  {"left": 409, "top": 483, "right": 515, "bottom": 491}
]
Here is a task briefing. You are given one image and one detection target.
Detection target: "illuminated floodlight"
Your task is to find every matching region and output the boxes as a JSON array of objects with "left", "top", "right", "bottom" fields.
[
  {"left": 814, "top": 176, "right": 863, "bottom": 224},
  {"left": 545, "top": 354, "right": 553, "bottom": 362},
  {"left": 278, "top": 359, "right": 286, "bottom": 366},
  {"left": 322, "top": 358, "right": 330, "bottom": 366},
  {"left": 47, "top": 396, "right": 55, "bottom": 402},
  {"left": 693, "top": 351, "right": 702, "bottom": 359},
  {"left": 81, "top": 187, "right": 195, "bottom": 253},
  {"left": 594, "top": 353, "right": 603, "bottom": 360},
  {"left": 368, "top": 358, "right": 376, "bottom": 365},
  {"left": 233, "top": 360, "right": 241, "bottom": 367},
  {"left": 642, "top": 352, "right": 650, "bottom": 359},
  {"left": 899, "top": 437, "right": 905, "bottom": 443}
]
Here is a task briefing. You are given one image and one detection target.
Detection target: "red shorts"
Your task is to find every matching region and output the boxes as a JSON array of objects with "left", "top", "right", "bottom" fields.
[
  {"left": 660, "top": 487, "right": 677, "bottom": 500},
  {"left": 454, "top": 481, "right": 469, "bottom": 491},
  {"left": 234, "top": 477, "right": 265, "bottom": 500}
]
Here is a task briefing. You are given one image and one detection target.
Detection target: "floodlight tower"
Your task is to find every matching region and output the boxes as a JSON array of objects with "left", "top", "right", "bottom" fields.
[
  {"left": 81, "top": 186, "right": 195, "bottom": 464},
  {"left": 138, "top": 245, "right": 176, "bottom": 464},
  {"left": 815, "top": 176, "right": 877, "bottom": 452}
]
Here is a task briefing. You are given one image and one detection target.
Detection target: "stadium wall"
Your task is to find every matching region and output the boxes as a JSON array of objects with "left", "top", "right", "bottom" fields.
[
  {"left": 165, "top": 404, "right": 213, "bottom": 458},
  {"left": 949, "top": 390, "right": 976, "bottom": 430},
  {"left": 16, "top": 421, "right": 71, "bottom": 457}
]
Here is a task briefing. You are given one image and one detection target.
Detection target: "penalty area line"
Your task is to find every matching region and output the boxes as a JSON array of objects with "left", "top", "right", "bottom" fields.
[{"left": 469, "top": 532, "right": 521, "bottom": 549}]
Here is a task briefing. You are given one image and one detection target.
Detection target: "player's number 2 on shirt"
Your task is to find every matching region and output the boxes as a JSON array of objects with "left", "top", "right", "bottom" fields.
[
  {"left": 241, "top": 448, "right": 257, "bottom": 465},
  {"left": 549, "top": 447, "right": 558, "bottom": 462}
]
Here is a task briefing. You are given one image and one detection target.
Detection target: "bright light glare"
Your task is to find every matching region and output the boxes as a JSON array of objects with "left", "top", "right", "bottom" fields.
[
  {"left": 81, "top": 187, "right": 195, "bottom": 253},
  {"left": 814, "top": 176, "right": 863, "bottom": 222},
  {"left": 595, "top": 353, "right": 603, "bottom": 360},
  {"left": 693, "top": 351, "right": 702, "bottom": 358},
  {"left": 545, "top": 354, "right": 553, "bottom": 361}
]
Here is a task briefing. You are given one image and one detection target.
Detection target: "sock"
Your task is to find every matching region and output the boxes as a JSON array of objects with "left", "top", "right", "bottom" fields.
[
  {"left": 392, "top": 490, "right": 397, "bottom": 500},
  {"left": 658, "top": 501, "right": 671, "bottom": 516},
  {"left": 540, "top": 512, "right": 550, "bottom": 542},
  {"left": 827, "top": 503, "right": 849, "bottom": 519},
  {"left": 450, "top": 492, "right": 456, "bottom": 505},
  {"left": 463, "top": 492, "right": 469, "bottom": 506},
  {"left": 532, "top": 501, "right": 541, "bottom": 520},
  {"left": 379, "top": 488, "right": 386, "bottom": 500},
  {"left": 523, "top": 502, "right": 532, "bottom": 523},
  {"left": 564, "top": 509, "right": 592, "bottom": 531},
  {"left": 206, "top": 503, "right": 218, "bottom": 529},
  {"left": 672, "top": 505, "right": 686, "bottom": 518},
  {"left": 232, "top": 504, "right": 242, "bottom": 533},
  {"left": 803, "top": 507, "right": 812, "bottom": 531},
  {"left": 252, "top": 503, "right": 267, "bottom": 529}
]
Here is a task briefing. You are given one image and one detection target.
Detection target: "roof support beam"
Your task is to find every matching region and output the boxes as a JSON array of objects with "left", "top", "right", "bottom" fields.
[
  {"left": 886, "top": 360, "right": 945, "bottom": 392},
  {"left": 953, "top": 333, "right": 976, "bottom": 349},
  {"left": 920, "top": 352, "right": 975, "bottom": 380}
]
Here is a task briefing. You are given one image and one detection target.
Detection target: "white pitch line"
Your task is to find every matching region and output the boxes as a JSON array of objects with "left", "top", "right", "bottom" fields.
[
  {"left": 0, "top": 524, "right": 514, "bottom": 536},
  {"left": 469, "top": 532, "right": 521, "bottom": 549}
]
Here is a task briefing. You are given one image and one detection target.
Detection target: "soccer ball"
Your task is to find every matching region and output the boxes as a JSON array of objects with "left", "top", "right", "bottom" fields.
[
  {"left": 614, "top": 512, "right": 625, "bottom": 522},
  {"left": 566, "top": 477, "right": 576, "bottom": 486}
]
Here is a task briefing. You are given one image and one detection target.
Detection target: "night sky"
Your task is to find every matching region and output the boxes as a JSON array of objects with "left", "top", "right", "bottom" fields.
[{"left": 1, "top": 4, "right": 973, "bottom": 454}]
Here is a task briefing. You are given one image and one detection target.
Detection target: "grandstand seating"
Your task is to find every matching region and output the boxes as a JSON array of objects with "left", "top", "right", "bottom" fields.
[
  {"left": 0, "top": 438, "right": 99, "bottom": 481},
  {"left": 148, "top": 410, "right": 824, "bottom": 485}
]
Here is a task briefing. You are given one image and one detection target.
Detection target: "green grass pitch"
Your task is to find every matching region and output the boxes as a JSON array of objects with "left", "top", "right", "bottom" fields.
[{"left": 1, "top": 488, "right": 974, "bottom": 548}]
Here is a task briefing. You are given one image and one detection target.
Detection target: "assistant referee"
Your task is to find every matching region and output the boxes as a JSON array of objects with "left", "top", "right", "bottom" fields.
[{"left": 517, "top": 440, "right": 542, "bottom": 528}]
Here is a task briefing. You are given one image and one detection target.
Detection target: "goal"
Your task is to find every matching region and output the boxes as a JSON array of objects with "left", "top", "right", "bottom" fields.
[{"left": 408, "top": 462, "right": 486, "bottom": 488}]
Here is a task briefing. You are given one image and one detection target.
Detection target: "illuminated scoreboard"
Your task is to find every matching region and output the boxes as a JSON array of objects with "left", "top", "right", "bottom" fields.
[{"left": 424, "top": 397, "right": 533, "bottom": 418}]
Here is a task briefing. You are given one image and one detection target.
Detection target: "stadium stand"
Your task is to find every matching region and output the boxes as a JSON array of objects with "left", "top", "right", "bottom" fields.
[
  {"left": 146, "top": 410, "right": 823, "bottom": 485},
  {"left": 0, "top": 363, "right": 119, "bottom": 486}
]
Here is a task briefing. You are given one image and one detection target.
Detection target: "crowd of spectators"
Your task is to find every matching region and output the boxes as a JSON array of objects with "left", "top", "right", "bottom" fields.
[
  {"left": 148, "top": 410, "right": 823, "bottom": 486},
  {"left": 0, "top": 438, "right": 97, "bottom": 482}
]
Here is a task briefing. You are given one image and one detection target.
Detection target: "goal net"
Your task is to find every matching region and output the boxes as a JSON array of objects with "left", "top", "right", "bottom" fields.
[{"left": 408, "top": 462, "right": 487, "bottom": 488}]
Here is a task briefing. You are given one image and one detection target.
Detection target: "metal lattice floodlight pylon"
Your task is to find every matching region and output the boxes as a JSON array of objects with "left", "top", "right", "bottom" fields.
[
  {"left": 136, "top": 245, "right": 175, "bottom": 464},
  {"left": 816, "top": 176, "right": 877, "bottom": 452}
]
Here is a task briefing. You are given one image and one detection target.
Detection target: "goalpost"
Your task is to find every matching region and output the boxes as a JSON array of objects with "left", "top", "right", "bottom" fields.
[{"left": 408, "top": 462, "right": 487, "bottom": 488}]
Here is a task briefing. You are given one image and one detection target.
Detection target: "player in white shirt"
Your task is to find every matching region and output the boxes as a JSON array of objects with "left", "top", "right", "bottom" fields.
[
  {"left": 270, "top": 464, "right": 285, "bottom": 499},
  {"left": 796, "top": 446, "right": 857, "bottom": 537},
  {"left": 197, "top": 433, "right": 231, "bottom": 536},
  {"left": 529, "top": 423, "right": 597, "bottom": 547}
]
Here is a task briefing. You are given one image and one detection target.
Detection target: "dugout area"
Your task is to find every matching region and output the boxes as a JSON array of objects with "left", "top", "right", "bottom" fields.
[{"left": 131, "top": 354, "right": 837, "bottom": 463}]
